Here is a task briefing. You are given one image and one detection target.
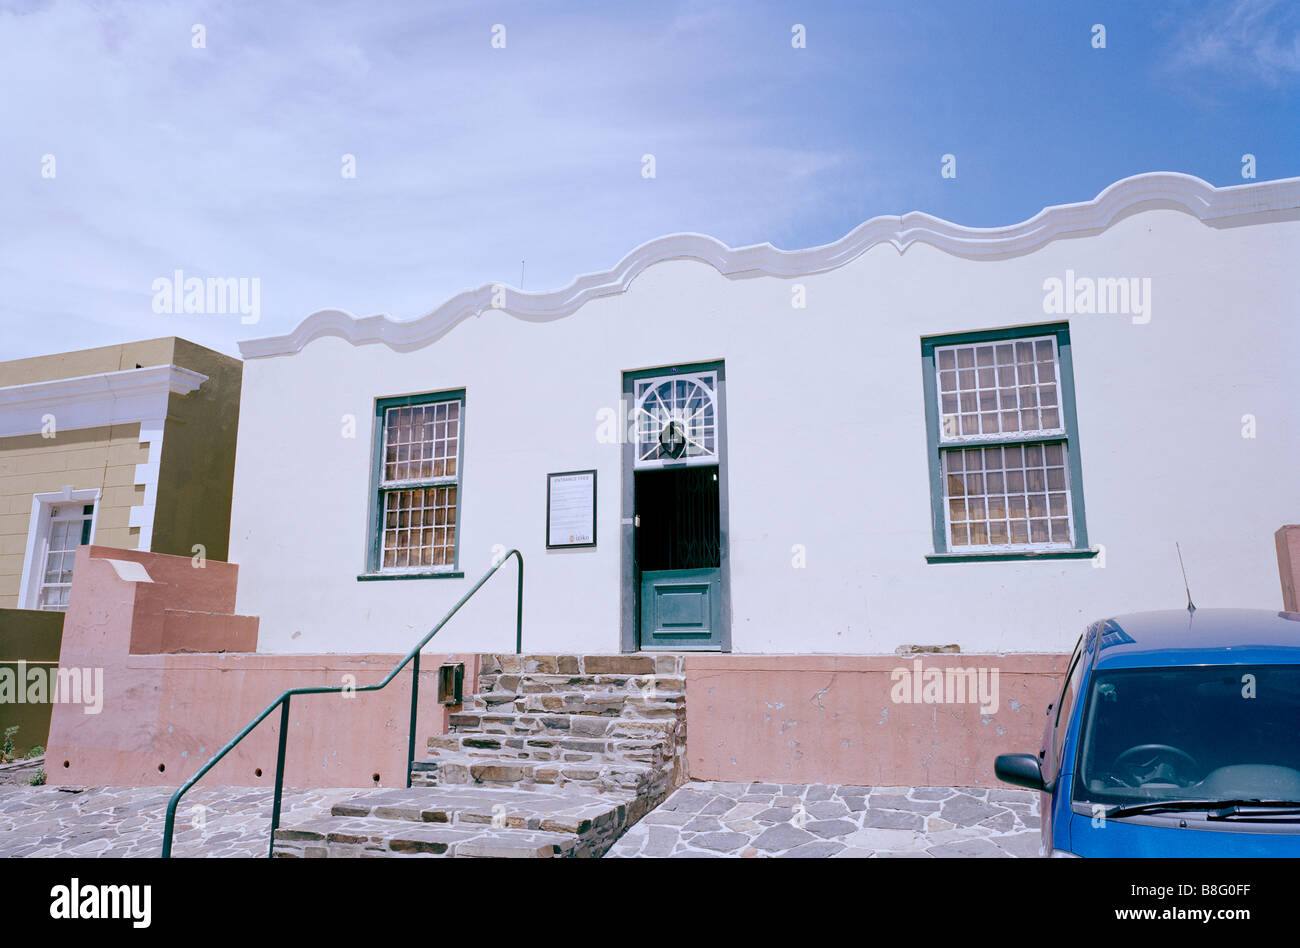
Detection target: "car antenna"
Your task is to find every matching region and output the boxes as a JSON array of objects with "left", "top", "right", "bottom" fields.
[{"left": 1176, "top": 542, "right": 1196, "bottom": 614}]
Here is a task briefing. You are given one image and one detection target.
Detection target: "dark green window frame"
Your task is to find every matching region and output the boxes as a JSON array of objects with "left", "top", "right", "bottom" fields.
[
  {"left": 358, "top": 389, "right": 466, "bottom": 581},
  {"left": 921, "top": 323, "right": 1095, "bottom": 563}
]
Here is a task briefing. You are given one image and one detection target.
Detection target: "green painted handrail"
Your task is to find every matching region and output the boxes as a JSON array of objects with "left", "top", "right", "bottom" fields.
[{"left": 160, "top": 549, "right": 523, "bottom": 858}]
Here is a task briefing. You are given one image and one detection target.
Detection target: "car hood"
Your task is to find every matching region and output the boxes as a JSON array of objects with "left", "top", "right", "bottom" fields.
[{"left": 1067, "top": 812, "right": 1300, "bottom": 857}]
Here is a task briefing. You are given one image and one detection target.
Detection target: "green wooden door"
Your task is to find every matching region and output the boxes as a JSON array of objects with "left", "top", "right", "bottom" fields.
[{"left": 623, "top": 364, "right": 729, "bottom": 653}]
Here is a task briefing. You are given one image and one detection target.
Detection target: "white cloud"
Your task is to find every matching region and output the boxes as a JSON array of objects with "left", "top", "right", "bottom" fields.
[
  {"left": 1160, "top": 0, "right": 1300, "bottom": 88},
  {"left": 0, "top": 0, "right": 855, "bottom": 360}
]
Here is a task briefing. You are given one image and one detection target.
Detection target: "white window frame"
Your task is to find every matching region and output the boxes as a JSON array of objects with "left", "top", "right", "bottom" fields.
[
  {"left": 17, "top": 487, "right": 101, "bottom": 611},
  {"left": 932, "top": 334, "right": 1075, "bottom": 553},
  {"left": 934, "top": 336, "right": 1067, "bottom": 446}
]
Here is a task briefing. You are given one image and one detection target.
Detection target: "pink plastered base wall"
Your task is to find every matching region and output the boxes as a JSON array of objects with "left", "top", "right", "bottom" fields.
[
  {"left": 45, "top": 546, "right": 477, "bottom": 789},
  {"left": 685, "top": 654, "right": 1068, "bottom": 788},
  {"left": 1276, "top": 525, "right": 1300, "bottom": 612}
]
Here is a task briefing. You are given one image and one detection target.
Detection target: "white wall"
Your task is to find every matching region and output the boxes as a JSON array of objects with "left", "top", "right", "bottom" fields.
[{"left": 229, "top": 198, "right": 1300, "bottom": 656}]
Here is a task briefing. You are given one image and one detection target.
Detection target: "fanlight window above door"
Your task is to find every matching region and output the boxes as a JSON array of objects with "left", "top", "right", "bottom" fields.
[{"left": 633, "top": 372, "right": 718, "bottom": 469}]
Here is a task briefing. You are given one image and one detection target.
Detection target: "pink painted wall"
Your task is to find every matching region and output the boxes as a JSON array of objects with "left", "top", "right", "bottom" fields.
[
  {"left": 46, "top": 546, "right": 478, "bottom": 788},
  {"left": 686, "top": 654, "right": 1067, "bottom": 788},
  {"left": 1276, "top": 525, "right": 1300, "bottom": 612}
]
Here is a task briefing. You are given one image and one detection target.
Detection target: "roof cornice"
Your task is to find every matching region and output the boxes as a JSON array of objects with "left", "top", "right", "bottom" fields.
[
  {"left": 0, "top": 364, "right": 208, "bottom": 438},
  {"left": 239, "top": 171, "right": 1300, "bottom": 360}
]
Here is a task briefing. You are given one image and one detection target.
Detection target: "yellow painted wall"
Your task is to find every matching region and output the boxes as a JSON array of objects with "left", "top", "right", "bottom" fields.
[
  {"left": 0, "top": 337, "right": 242, "bottom": 608},
  {"left": 0, "top": 338, "right": 177, "bottom": 386},
  {"left": 0, "top": 424, "right": 147, "bottom": 607}
]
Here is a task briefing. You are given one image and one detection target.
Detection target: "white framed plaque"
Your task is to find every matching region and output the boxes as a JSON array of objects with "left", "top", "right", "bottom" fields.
[{"left": 546, "top": 470, "right": 597, "bottom": 549}]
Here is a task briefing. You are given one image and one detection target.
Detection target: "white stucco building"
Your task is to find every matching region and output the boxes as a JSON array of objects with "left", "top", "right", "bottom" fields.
[{"left": 228, "top": 172, "right": 1300, "bottom": 658}]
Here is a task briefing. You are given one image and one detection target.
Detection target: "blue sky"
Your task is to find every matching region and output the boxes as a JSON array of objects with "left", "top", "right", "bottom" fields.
[{"left": 1, "top": 0, "right": 1296, "bottom": 360}]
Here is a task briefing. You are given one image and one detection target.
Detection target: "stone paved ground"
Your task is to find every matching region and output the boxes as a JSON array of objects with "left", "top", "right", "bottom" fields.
[
  {"left": 0, "top": 786, "right": 355, "bottom": 857},
  {"left": 0, "top": 781, "right": 1040, "bottom": 857},
  {"left": 606, "top": 781, "right": 1041, "bottom": 857},
  {"left": 0, "top": 756, "right": 45, "bottom": 787}
]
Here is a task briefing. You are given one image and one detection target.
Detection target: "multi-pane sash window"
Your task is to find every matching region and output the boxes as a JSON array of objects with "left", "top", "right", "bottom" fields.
[
  {"left": 38, "top": 504, "right": 94, "bottom": 611},
  {"left": 922, "top": 324, "right": 1089, "bottom": 556},
  {"left": 936, "top": 337, "right": 1062, "bottom": 441},
  {"left": 369, "top": 391, "right": 464, "bottom": 573},
  {"left": 943, "top": 442, "right": 1071, "bottom": 547}
]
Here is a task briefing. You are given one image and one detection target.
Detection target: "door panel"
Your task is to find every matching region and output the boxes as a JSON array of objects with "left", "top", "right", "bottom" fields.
[{"left": 640, "top": 567, "right": 722, "bottom": 650}]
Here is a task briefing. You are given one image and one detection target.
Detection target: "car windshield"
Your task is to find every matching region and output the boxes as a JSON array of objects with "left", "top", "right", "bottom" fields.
[{"left": 1073, "top": 664, "right": 1300, "bottom": 809}]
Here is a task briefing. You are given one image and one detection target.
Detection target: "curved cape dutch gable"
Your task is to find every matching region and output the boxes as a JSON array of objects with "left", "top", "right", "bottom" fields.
[{"left": 239, "top": 171, "right": 1300, "bottom": 360}]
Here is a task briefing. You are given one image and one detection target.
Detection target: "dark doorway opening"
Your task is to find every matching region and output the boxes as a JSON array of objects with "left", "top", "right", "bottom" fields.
[
  {"left": 634, "top": 466, "right": 720, "bottom": 572},
  {"left": 634, "top": 465, "right": 723, "bottom": 650}
]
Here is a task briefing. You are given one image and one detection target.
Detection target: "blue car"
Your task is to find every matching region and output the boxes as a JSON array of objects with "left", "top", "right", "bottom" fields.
[{"left": 995, "top": 608, "right": 1300, "bottom": 856}]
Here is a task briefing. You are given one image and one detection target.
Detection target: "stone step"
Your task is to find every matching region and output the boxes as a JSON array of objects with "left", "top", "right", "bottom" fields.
[
  {"left": 426, "top": 733, "right": 671, "bottom": 765},
  {"left": 481, "top": 654, "right": 686, "bottom": 678},
  {"left": 461, "top": 690, "right": 686, "bottom": 716},
  {"left": 329, "top": 785, "right": 633, "bottom": 829},
  {"left": 448, "top": 711, "right": 682, "bottom": 741},
  {"left": 274, "top": 785, "right": 645, "bottom": 858},
  {"left": 478, "top": 672, "right": 685, "bottom": 696},
  {"left": 413, "top": 751, "right": 655, "bottom": 787},
  {"left": 274, "top": 816, "right": 580, "bottom": 858}
]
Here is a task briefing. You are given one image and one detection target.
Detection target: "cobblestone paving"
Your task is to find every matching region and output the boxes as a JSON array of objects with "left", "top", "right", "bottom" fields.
[
  {"left": 0, "top": 782, "right": 1040, "bottom": 858},
  {"left": 0, "top": 786, "right": 356, "bottom": 858},
  {"left": 606, "top": 781, "right": 1042, "bottom": 857}
]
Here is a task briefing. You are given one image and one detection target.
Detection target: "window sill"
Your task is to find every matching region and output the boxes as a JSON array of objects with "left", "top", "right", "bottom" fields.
[
  {"left": 357, "top": 571, "right": 465, "bottom": 582},
  {"left": 925, "top": 549, "right": 1100, "bottom": 564}
]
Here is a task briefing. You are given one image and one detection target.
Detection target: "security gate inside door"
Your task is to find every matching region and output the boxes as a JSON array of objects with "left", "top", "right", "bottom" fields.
[{"left": 627, "top": 368, "right": 726, "bottom": 651}]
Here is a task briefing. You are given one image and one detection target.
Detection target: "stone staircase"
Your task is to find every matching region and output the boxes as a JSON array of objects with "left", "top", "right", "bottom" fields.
[
  {"left": 414, "top": 653, "right": 687, "bottom": 798},
  {"left": 272, "top": 653, "right": 687, "bottom": 858}
]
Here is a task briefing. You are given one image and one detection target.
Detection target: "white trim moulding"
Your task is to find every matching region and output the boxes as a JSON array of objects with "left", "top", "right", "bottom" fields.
[
  {"left": 17, "top": 487, "right": 102, "bottom": 610},
  {"left": 129, "top": 417, "right": 167, "bottom": 553},
  {"left": 239, "top": 171, "right": 1300, "bottom": 361},
  {"left": 0, "top": 364, "right": 208, "bottom": 439}
]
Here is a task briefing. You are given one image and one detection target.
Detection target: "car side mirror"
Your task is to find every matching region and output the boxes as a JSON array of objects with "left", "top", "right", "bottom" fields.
[{"left": 995, "top": 753, "right": 1046, "bottom": 791}]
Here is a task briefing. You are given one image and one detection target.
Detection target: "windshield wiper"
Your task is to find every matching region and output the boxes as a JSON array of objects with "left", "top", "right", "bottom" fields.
[
  {"left": 1106, "top": 799, "right": 1300, "bottom": 820},
  {"left": 1207, "top": 802, "right": 1300, "bottom": 821}
]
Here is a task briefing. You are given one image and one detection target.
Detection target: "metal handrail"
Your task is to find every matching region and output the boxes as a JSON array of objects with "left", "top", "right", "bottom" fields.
[{"left": 160, "top": 549, "right": 524, "bottom": 857}]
